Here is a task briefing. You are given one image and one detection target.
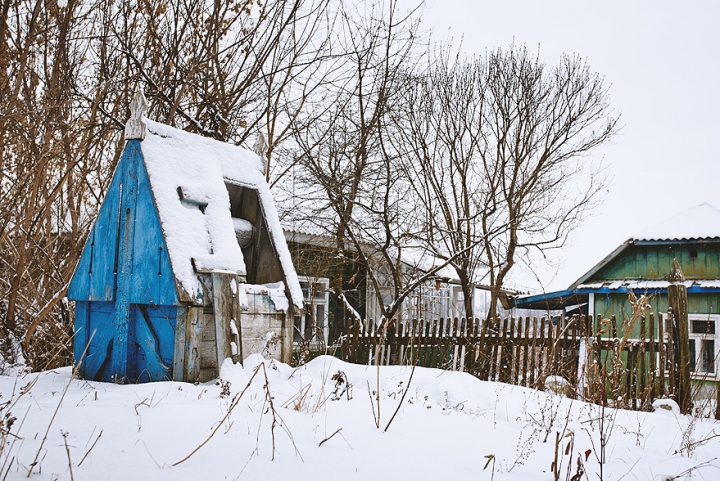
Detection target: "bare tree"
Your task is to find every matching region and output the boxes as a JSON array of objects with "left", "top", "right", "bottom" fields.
[
  {"left": 0, "top": 0, "right": 337, "bottom": 369},
  {"left": 286, "top": 0, "right": 427, "bottom": 331},
  {"left": 392, "top": 48, "right": 493, "bottom": 321},
  {"left": 479, "top": 46, "right": 618, "bottom": 319},
  {"left": 394, "top": 45, "right": 618, "bottom": 322}
]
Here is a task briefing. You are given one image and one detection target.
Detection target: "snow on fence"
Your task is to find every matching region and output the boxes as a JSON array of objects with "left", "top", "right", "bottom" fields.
[{"left": 340, "top": 313, "right": 673, "bottom": 411}]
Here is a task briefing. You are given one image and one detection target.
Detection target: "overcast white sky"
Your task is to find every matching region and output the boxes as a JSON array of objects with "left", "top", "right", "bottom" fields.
[{"left": 407, "top": 0, "right": 720, "bottom": 293}]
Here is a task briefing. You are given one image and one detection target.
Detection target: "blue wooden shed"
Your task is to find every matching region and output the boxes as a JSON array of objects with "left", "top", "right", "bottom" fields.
[{"left": 68, "top": 92, "right": 303, "bottom": 383}]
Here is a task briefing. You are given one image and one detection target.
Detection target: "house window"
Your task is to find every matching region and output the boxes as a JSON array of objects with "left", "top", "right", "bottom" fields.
[
  {"left": 688, "top": 315, "right": 718, "bottom": 377},
  {"left": 294, "top": 276, "right": 330, "bottom": 346},
  {"left": 403, "top": 283, "right": 450, "bottom": 321}
]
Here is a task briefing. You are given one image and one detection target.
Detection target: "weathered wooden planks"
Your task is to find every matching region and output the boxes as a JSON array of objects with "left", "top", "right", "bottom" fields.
[{"left": 342, "top": 313, "right": 670, "bottom": 411}]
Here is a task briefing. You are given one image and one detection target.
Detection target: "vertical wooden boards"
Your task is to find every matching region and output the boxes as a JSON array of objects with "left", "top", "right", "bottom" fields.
[
  {"left": 81, "top": 301, "right": 115, "bottom": 381},
  {"left": 70, "top": 141, "right": 182, "bottom": 383},
  {"left": 74, "top": 301, "right": 90, "bottom": 369},
  {"left": 638, "top": 315, "right": 647, "bottom": 408},
  {"left": 280, "top": 308, "right": 294, "bottom": 366},
  {"left": 198, "top": 309, "right": 218, "bottom": 382},
  {"left": 128, "top": 146, "right": 177, "bottom": 306},
  {"left": 211, "top": 272, "right": 239, "bottom": 370},
  {"left": 182, "top": 306, "right": 203, "bottom": 382},
  {"left": 338, "top": 314, "right": 674, "bottom": 410},
  {"left": 131, "top": 304, "right": 175, "bottom": 382},
  {"left": 111, "top": 141, "right": 141, "bottom": 382},
  {"left": 648, "top": 313, "right": 658, "bottom": 398},
  {"left": 67, "top": 149, "right": 124, "bottom": 302},
  {"left": 238, "top": 291, "right": 287, "bottom": 362},
  {"left": 173, "top": 306, "right": 187, "bottom": 381},
  {"left": 529, "top": 318, "right": 538, "bottom": 388},
  {"left": 658, "top": 313, "right": 666, "bottom": 397}
]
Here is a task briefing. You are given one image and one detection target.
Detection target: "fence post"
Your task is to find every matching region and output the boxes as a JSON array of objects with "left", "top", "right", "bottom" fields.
[
  {"left": 666, "top": 311, "right": 676, "bottom": 399},
  {"left": 668, "top": 258, "right": 692, "bottom": 414},
  {"left": 522, "top": 317, "right": 531, "bottom": 387}
]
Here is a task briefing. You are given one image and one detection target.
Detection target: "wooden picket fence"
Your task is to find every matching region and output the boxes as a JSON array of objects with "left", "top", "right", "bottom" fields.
[{"left": 340, "top": 313, "right": 671, "bottom": 410}]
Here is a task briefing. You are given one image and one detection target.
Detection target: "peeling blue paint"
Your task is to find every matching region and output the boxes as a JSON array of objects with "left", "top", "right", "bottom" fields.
[{"left": 69, "top": 140, "right": 179, "bottom": 383}]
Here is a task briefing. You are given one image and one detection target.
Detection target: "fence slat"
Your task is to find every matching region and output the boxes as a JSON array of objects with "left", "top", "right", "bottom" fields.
[{"left": 338, "top": 314, "right": 670, "bottom": 412}]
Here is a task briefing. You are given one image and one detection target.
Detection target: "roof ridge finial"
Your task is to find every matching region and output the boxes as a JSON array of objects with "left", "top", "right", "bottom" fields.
[
  {"left": 125, "top": 90, "right": 148, "bottom": 141},
  {"left": 253, "top": 131, "right": 268, "bottom": 173}
]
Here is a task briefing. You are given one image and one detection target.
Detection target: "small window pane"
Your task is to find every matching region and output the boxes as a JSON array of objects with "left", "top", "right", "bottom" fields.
[
  {"left": 294, "top": 315, "right": 303, "bottom": 342},
  {"left": 692, "top": 320, "right": 715, "bottom": 334},
  {"left": 701, "top": 339, "right": 715, "bottom": 373},
  {"left": 689, "top": 339, "right": 696, "bottom": 372},
  {"left": 316, "top": 305, "right": 325, "bottom": 328}
]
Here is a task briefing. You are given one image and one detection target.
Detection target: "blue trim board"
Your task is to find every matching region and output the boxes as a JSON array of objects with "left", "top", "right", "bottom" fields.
[{"left": 514, "top": 285, "right": 720, "bottom": 310}]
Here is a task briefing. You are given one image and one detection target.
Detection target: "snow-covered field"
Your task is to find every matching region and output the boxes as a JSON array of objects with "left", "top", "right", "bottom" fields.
[{"left": 1, "top": 355, "right": 718, "bottom": 480}]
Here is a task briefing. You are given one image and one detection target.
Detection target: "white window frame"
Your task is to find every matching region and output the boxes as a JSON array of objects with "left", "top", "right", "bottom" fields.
[
  {"left": 295, "top": 276, "right": 330, "bottom": 347},
  {"left": 688, "top": 314, "right": 720, "bottom": 381}
]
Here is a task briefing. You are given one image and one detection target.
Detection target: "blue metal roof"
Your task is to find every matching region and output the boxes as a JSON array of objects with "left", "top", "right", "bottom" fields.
[{"left": 512, "top": 289, "right": 587, "bottom": 310}]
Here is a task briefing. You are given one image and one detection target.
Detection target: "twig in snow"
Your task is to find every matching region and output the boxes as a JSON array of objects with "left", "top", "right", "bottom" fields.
[
  {"left": 174, "top": 364, "right": 262, "bottom": 466},
  {"left": 135, "top": 439, "right": 162, "bottom": 469},
  {"left": 367, "top": 381, "right": 378, "bottom": 427},
  {"left": 318, "top": 428, "right": 343, "bottom": 447},
  {"left": 663, "top": 458, "right": 719, "bottom": 480},
  {"left": 384, "top": 360, "right": 419, "bottom": 432},
  {"left": 78, "top": 429, "right": 102, "bottom": 466},
  {"left": 26, "top": 330, "right": 94, "bottom": 477},
  {"left": 61, "top": 431, "right": 74, "bottom": 481},
  {"left": 259, "top": 363, "right": 303, "bottom": 461},
  {"left": 673, "top": 430, "right": 720, "bottom": 455}
]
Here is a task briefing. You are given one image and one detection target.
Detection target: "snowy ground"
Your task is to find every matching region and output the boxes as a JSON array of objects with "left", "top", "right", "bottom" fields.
[{"left": 1, "top": 355, "right": 719, "bottom": 480}]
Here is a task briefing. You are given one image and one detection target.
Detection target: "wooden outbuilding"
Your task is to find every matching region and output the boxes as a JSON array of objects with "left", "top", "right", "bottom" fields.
[{"left": 67, "top": 92, "right": 303, "bottom": 383}]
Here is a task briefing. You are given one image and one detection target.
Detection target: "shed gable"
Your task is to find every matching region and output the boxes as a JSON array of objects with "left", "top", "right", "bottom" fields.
[{"left": 68, "top": 140, "right": 178, "bottom": 306}]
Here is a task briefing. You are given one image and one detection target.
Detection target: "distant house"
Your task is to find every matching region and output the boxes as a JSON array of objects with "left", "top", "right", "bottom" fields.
[
  {"left": 68, "top": 92, "right": 303, "bottom": 383},
  {"left": 284, "top": 229, "right": 513, "bottom": 346},
  {"left": 514, "top": 203, "right": 720, "bottom": 381}
]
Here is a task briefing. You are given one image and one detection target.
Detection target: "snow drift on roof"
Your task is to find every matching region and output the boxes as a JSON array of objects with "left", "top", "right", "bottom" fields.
[
  {"left": 396, "top": 246, "right": 459, "bottom": 280},
  {"left": 141, "top": 119, "right": 303, "bottom": 308},
  {"left": 634, "top": 203, "right": 720, "bottom": 241}
]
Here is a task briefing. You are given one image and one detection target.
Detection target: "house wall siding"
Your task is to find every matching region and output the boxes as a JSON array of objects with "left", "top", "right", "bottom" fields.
[
  {"left": 594, "top": 293, "right": 720, "bottom": 323},
  {"left": 597, "top": 243, "right": 720, "bottom": 280}
]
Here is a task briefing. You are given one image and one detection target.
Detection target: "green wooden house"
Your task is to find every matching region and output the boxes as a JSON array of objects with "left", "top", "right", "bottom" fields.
[{"left": 514, "top": 203, "right": 720, "bottom": 380}]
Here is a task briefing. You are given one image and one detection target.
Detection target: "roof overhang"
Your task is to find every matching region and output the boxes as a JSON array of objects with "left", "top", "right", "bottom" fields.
[
  {"left": 514, "top": 281, "right": 720, "bottom": 310},
  {"left": 513, "top": 289, "right": 588, "bottom": 311}
]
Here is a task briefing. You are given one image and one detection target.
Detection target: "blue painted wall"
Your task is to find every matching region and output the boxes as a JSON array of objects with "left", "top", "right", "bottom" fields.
[{"left": 69, "top": 140, "right": 179, "bottom": 382}]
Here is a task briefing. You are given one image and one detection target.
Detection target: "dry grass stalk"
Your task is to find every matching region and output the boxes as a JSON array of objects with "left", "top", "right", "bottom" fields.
[
  {"left": 608, "top": 292, "right": 651, "bottom": 407},
  {"left": 27, "top": 330, "right": 94, "bottom": 477},
  {"left": 174, "top": 364, "right": 262, "bottom": 466}
]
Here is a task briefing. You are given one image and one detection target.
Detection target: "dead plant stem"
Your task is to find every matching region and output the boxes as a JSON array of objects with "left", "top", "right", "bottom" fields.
[
  {"left": 318, "top": 428, "right": 342, "bottom": 447},
  {"left": 173, "top": 364, "right": 262, "bottom": 466},
  {"left": 77, "top": 429, "right": 102, "bottom": 466},
  {"left": 62, "top": 431, "right": 74, "bottom": 481},
  {"left": 26, "top": 330, "right": 94, "bottom": 477}
]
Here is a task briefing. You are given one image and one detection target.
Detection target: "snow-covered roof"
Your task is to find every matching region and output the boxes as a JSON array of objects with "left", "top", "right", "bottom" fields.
[
  {"left": 395, "top": 246, "right": 460, "bottom": 281},
  {"left": 633, "top": 203, "right": 720, "bottom": 241},
  {"left": 141, "top": 119, "right": 303, "bottom": 307}
]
